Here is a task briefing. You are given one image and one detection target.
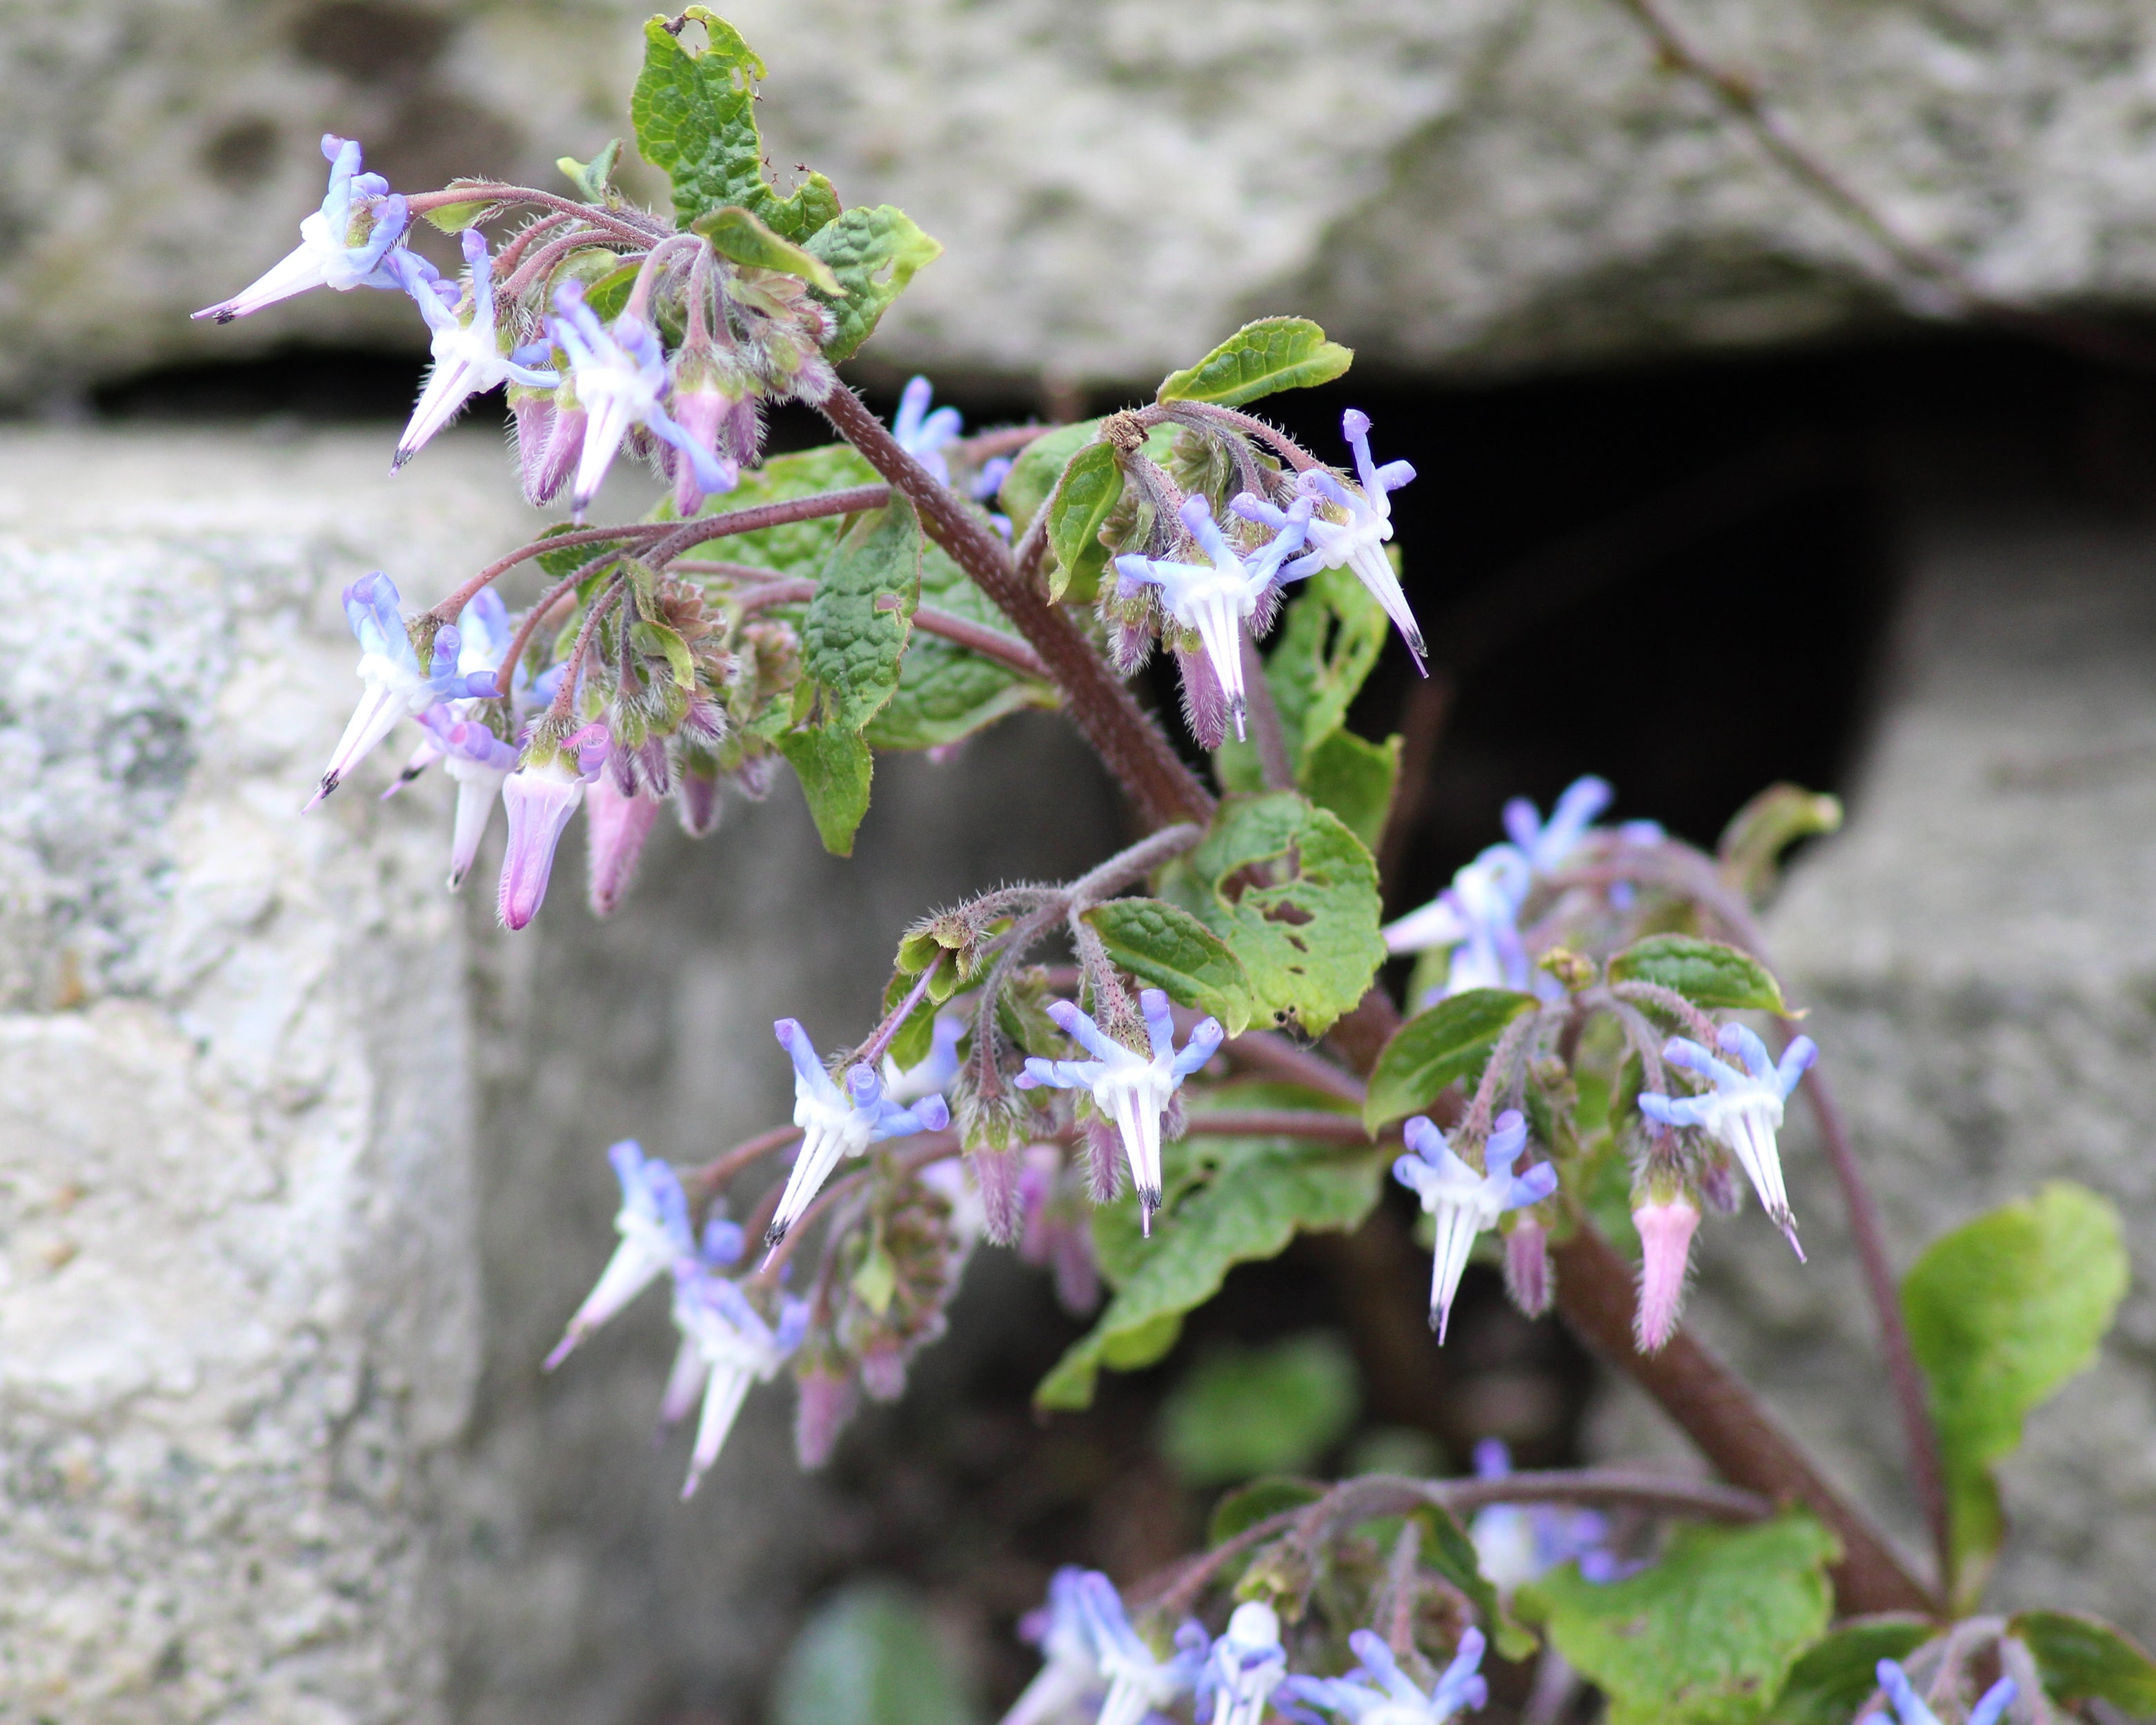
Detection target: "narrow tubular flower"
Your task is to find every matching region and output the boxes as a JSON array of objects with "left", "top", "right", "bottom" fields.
[
  {"left": 1640, "top": 1025, "right": 1819, "bottom": 1258},
  {"left": 1632, "top": 1193, "right": 1701, "bottom": 1352},
  {"left": 1861, "top": 1659, "right": 2016, "bottom": 1725},
  {"left": 497, "top": 733, "right": 606, "bottom": 931},
  {"left": 1198, "top": 1601, "right": 1285, "bottom": 1725},
  {"left": 1392, "top": 1110, "right": 1559, "bottom": 1341},
  {"left": 192, "top": 135, "right": 409, "bottom": 323},
  {"left": 1074, "top": 1573, "right": 1207, "bottom": 1725},
  {"left": 764, "top": 1020, "right": 950, "bottom": 1253},
  {"left": 548, "top": 280, "right": 732, "bottom": 520},
  {"left": 424, "top": 709, "right": 521, "bottom": 889},
  {"left": 1000, "top": 1568, "right": 1102, "bottom": 1725},
  {"left": 664, "top": 1250, "right": 809, "bottom": 1498},
  {"left": 1283, "top": 1626, "right": 1489, "bottom": 1724},
  {"left": 542, "top": 1141, "right": 691, "bottom": 1370},
  {"left": 394, "top": 227, "right": 560, "bottom": 470},
  {"left": 1112, "top": 493, "right": 1312, "bottom": 742},
  {"left": 311, "top": 572, "right": 495, "bottom": 809},
  {"left": 1016, "top": 988, "right": 1224, "bottom": 1234},
  {"left": 891, "top": 375, "right": 965, "bottom": 485}
]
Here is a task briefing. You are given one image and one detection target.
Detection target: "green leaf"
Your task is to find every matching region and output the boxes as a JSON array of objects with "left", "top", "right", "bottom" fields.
[
  {"left": 772, "top": 1580, "right": 971, "bottom": 1725},
  {"left": 805, "top": 205, "right": 944, "bottom": 364},
  {"left": 692, "top": 443, "right": 880, "bottom": 571},
  {"left": 583, "top": 260, "right": 640, "bottom": 323},
  {"left": 1297, "top": 729, "right": 1400, "bottom": 853},
  {"left": 1207, "top": 1477, "right": 1325, "bottom": 1546},
  {"left": 1158, "top": 316, "right": 1354, "bottom": 408},
  {"left": 1158, "top": 1332, "right": 1359, "bottom": 1487},
  {"left": 1608, "top": 934, "right": 1788, "bottom": 1014},
  {"left": 422, "top": 197, "right": 500, "bottom": 233},
  {"left": 556, "top": 139, "right": 622, "bottom": 204},
  {"left": 2010, "top": 1610, "right": 2156, "bottom": 1714},
  {"left": 1364, "top": 989, "right": 1539, "bottom": 1132},
  {"left": 998, "top": 421, "right": 1098, "bottom": 535},
  {"left": 1156, "top": 792, "right": 1385, "bottom": 1038},
  {"left": 1903, "top": 1182, "right": 2129, "bottom": 1606},
  {"left": 630, "top": 620, "right": 696, "bottom": 689},
  {"left": 692, "top": 203, "right": 843, "bottom": 294},
  {"left": 864, "top": 540, "right": 1056, "bottom": 750},
  {"left": 1080, "top": 898, "right": 1256, "bottom": 1034},
  {"left": 800, "top": 501, "right": 923, "bottom": 733},
  {"left": 533, "top": 522, "right": 623, "bottom": 586},
  {"left": 778, "top": 724, "right": 873, "bottom": 856},
  {"left": 630, "top": 9, "right": 840, "bottom": 237},
  {"left": 1045, "top": 440, "right": 1122, "bottom": 603},
  {"left": 1037, "top": 1128, "right": 1383, "bottom": 1410},
  {"left": 1718, "top": 783, "right": 1842, "bottom": 903},
  {"left": 1520, "top": 1513, "right": 1839, "bottom": 1725},
  {"left": 1766, "top": 1619, "right": 1932, "bottom": 1725}
]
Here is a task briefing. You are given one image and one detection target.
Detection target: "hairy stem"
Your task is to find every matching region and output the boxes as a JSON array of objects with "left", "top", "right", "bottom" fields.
[
  {"left": 406, "top": 184, "right": 667, "bottom": 243},
  {"left": 429, "top": 522, "right": 671, "bottom": 624},
  {"left": 644, "top": 484, "right": 893, "bottom": 566},
  {"left": 1067, "top": 823, "right": 1205, "bottom": 907}
]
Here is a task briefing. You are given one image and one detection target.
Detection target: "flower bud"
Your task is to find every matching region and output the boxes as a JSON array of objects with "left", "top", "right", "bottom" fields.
[
  {"left": 1504, "top": 1214, "right": 1553, "bottom": 1317},
  {"left": 668, "top": 385, "right": 743, "bottom": 516},
  {"left": 969, "top": 1145, "right": 1022, "bottom": 1246},
  {"left": 585, "top": 774, "right": 663, "bottom": 918},
  {"left": 497, "top": 755, "right": 589, "bottom": 930},
  {"left": 793, "top": 1363, "right": 857, "bottom": 1470},
  {"left": 1633, "top": 1194, "right": 1701, "bottom": 1353},
  {"left": 676, "top": 762, "right": 722, "bottom": 836}
]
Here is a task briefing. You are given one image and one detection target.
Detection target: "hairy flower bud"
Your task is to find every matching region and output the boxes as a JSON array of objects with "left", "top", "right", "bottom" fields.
[
  {"left": 1504, "top": 1214, "right": 1554, "bottom": 1318},
  {"left": 1633, "top": 1194, "right": 1701, "bottom": 1353},
  {"left": 585, "top": 774, "right": 662, "bottom": 918}
]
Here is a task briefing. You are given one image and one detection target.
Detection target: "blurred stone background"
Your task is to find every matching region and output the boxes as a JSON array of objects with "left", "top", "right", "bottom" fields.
[{"left": 8, "top": 1, "right": 2156, "bottom": 1722}]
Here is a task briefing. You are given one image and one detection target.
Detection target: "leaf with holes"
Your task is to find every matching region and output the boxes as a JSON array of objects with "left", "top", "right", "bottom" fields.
[
  {"left": 1157, "top": 317, "right": 1354, "bottom": 408},
  {"left": 2010, "top": 1610, "right": 2156, "bottom": 1714},
  {"left": 1364, "top": 988, "right": 1539, "bottom": 1132},
  {"left": 1045, "top": 440, "right": 1122, "bottom": 602},
  {"left": 1080, "top": 898, "right": 1254, "bottom": 1034},
  {"left": 1765, "top": 1619, "right": 1932, "bottom": 1725},
  {"left": 807, "top": 205, "right": 944, "bottom": 364},
  {"left": 1520, "top": 1513, "right": 1839, "bottom": 1725},
  {"left": 1608, "top": 934, "right": 1788, "bottom": 1014},
  {"left": 1903, "top": 1182, "right": 2128, "bottom": 1606},
  {"left": 864, "top": 541, "right": 1056, "bottom": 751},
  {"left": 799, "top": 500, "right": 922, "bottom": 733},
  {"left": 1156, "top": 792, "right": 1385, "bottom": 1038},
  {"left": 692, "top": 204, "right": 843, "bottom": 294},
  {"left": 631, "top": 9, "right": 839, "bottom": 237}
]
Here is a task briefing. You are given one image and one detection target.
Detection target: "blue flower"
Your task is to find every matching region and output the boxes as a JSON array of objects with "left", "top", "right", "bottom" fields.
[
  {"left": 1112, "top": 493, "right": 1312, "bottom": 743},
  {"left": 1640, "top": 1025, "right": 1817, "bottom": 1256},
  {"left": 765, "top": 1019, "right": 951, "bottom": 1253},
  {"left": 1196, "top": 1601, "right": 1286, "bottom": 1725},
  {"left": 1861, "top": 1660, "right": 2015, "bottom": 1725},
  {"left": 1503, "top": 775, "right": 1615, "bottom": 874},
  {"left": 310, "top": 572, "right": 497, "bottom": 807},
  {"left": 1381, "top": 841, "right": 1534, "bottom": 998},
  {"left": 1283, "top": 1627, "right": 1488, "bottom": 1724},
  {"left": 393, "top": 228, "right": 560, "bottom": 469},
  {"left": 1466, "top": 1440, "right": 1638, "bottom": 1589},
  {"left": 893, "top": 376, "right": 965, "bottom": 485},
  {"left": 1392, "top": 1110, "right": 1557, "bottom": 1341},
  {"left": 547, "top": 280, "right": 734, "bottom": 521},
  {"left": 1002, "top": 1568, "right": 1102, "bottom": 1725},
  {"left": 542, "top": 1141, "right": 692, "bottom": 1370},
  {"left": 192, "top": 136, "right": 410, "bottom": 323},
  {"left": 1016, "top": 988, "right": 1224, "bottom": 1234},
  {"left": 1073, "top": 1573, "right": 1208, "bottom": 1725},
  {"left": 662, "top": 1241, "right": 809, "bottom": 1497}
]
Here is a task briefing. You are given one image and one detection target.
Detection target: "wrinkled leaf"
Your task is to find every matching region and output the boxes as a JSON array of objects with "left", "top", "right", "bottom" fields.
[
  {"left": 800, "top": 500, "right": 922, "bottom": 733},
  {"left": 772, "top": 1580, "right": 971, "bottom": 1725},
  {"left": 864, "top": 541, "right": 1057, "bottom": 751},
  {"left": 807, "top": 205, "right": 943, "bottom": 364},
  {"left": 693, "top": 203, "right": 844, "bottom": 294},
  {"left": 1207, "top": 1477, "right": 1325, "bottom": 1546},
  {"left": 1081, "top": 897, "right": 1255, "bottom": 1034},
  {"left": 1520, "top": 1513, "right": 1839, "bottom": 1725},
  {"left": 2010, "top": 1610, "right": 2156, "bottom": 1714},
  {"left": 1045, "top": 440, "right": 1122, "bottom": 602},
  {"left": 1158, "top": 317, "right": 1354, "bottom": 408},
  {"left": 1159, "top": 1333, "right": 1359, "bottom": 1487},
  {"left": 1156, "top": 792, "right": 1385, "bottom": 1038},
  {"left": 779, "top": 724, "right": 873, "bottom": 856},
  {"left": 1903, "top": 1183, "right": 2128, "bottom": 1606},
  {"left": 693, "top": 443, "right": 880, "bottom": 569},
  {"left": 1766, "top": 1619, "right": 1931, "bottom": 1725},
  {"left": 631, "top": 9, "right": 840, "bottom": 237},
  {"left": 1608, "top": 934, "right": 1788, "bottom": 1014},
  {"left": 1364, "top": 989, "right": 1539, "bottom": 1132}
]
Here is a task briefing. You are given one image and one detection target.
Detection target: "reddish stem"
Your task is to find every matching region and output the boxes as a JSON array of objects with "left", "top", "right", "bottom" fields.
[{"left": 428, "top": 523, "right": 669, "bottom": 624}]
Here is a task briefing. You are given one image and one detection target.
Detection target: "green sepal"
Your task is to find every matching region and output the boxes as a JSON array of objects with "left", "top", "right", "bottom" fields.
[
  {"left": 1519, "top": 1512, "right": 1838, "bottom": 1725},
  {"left": 878, "top": 966, "right": 942, "bottom": 1072},
  {"left": 1764, "top": 1618, "right": 1932, "bottom": 1724},
  {"left": 422, "top": 194, "right": 500, "bottom": 233},
  {"left": 1903, "top": 1181, "right": 2128, "bottom": 1607},
  {"left": 1045, "top": 440, "right": 1122, "bottom": 602},
  {"left": 778, "top": 724, "right": 873, "bottom": 856},
  {"left": 556, "top": 139, "right": 623, "bottom": 204},
  {"left": 631, "top": 8, "right": 840, "bottom": 237},
  {"left": 1207, "top": 1477, "right": 1323, "bottom": 1546},
  {"left": 1608, "top": 934, "right": 1788, "bottom": 1014},
  {"left": 631, "top": 619, "right": 697, "bottom": 689},
  {"left": 1363, "top": 989, "right": 1539, "bottom": 1132},
  {"left": 2010, "top": 1610, "right": 2156, "bottom": 1714},
  {"left": 693, "top": 203, "right": 844, "bottom": 294},
  {"left": 1080, "top": 897, "right": 1256, "bottom": 1034},
  {"left": 1157, "top": 316, "right": 1354, "bottom": 408},
  {"left": 806, "top": 206, "right": 943, "bottom": 364},
  {"left": 1155, "top": 791, "right": 1385, "bottom": 1038},
  {"left": 583, "top": 259, "right": 640, "bottom": 322}
]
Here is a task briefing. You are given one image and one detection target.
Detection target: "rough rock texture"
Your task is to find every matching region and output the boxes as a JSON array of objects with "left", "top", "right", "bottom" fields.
[
  {"left": 1652, "top": 502, "right": 2156, "bottom": 1633},
  {"left": 444, "top": 717, "right": 1120, "bottom": 1725},
  {"left": 0, "top": 428, "right": 531, "bottom": 1720},
  {"left": 13, "top": 0, "right": 2156, "bottom": 400}
]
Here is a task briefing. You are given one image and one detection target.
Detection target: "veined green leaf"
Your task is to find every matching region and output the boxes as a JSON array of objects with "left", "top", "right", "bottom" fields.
[
  {"left": 1158, "top": 317, "right": 1354, "bottom": 408},
  {"left": 1521, "top": 1513, "right": 1838, "bottom": 1725},
  {"left": 800, "top": 500, "right": 922, "bottom": 733},
  {"left": 1903, "top": 1183, "right": 2128, "bottom": 1606},
  {"left": 772, "top": 1581, "right": 971, "bottom": 1725},
  {"left": 1766, "top": 1619, "right": 1932, "bottom": 1725},
  {"left": 1364, "top": 989, "right": 1539, "bottom": 1132},
  {"left": 1045, "top": 440, "right": 1122, "bottom": 603},
  {"left": 693, "top": 203, "right": 843, "bottom": 294},
  {"left": 806, "top": 205, "right": 943, "bottom": 364},
  {"left": 1608, "top": 934, "right": 1788, "bottom": 1014},
  {"left": 998, "top": 421, "right": 1098, "bottom": 535},
  {"left": 1081, "top": 897, "right": 1254, "bottom": 1034},
  {"left": 1156, "top": 792, "right": 1385, "bottom": 1038},
  {"left": 864, "top": 541, "right": 1056, "bottom": 751},
  {"left": 630, "top": 8, "right": 840, "bottom": 237},
  {"left": 778, "top": 723, "right": 873, "bottom": 856},
  {"left": 2010, "top": 1610, "right": 2156, "bottom": 1713},
  {"left": 1296, "top": 729, "right": 1400, "bottom": 853}
]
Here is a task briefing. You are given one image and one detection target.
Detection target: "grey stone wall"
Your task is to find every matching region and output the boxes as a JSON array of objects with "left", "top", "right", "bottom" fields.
[{"left": 12, "top": 0, "right": 2156, "bottom": 402}]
